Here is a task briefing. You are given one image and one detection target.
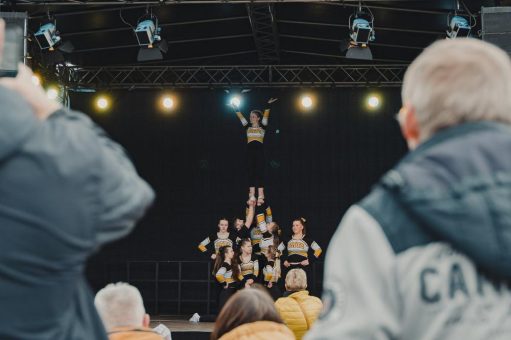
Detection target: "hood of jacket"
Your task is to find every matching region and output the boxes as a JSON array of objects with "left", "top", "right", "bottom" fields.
[{"left": 381, "top": 121, "right": 511, "bottom": 278}]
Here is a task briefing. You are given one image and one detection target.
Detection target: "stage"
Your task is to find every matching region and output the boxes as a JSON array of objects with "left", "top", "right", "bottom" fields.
[{"left": 151, "top": 316, "right": 213, "bottom": 340}]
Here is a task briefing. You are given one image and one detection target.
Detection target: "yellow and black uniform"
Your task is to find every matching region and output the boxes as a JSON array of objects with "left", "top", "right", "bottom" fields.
[
  {"left": 239, "top": 254, "right": 260, "bottom": 286},
  {"left": 236, "top": 108, "right": 271, "bottom": 188},
  {"left": 281, "top": 236, "right": 322, "bottom": 293},
  {"left": 261, "top": 257, "right": 282, "bottom": 300},
  {"left": 253, "top": 204, "right": 275, "bottom": 253},
  {"left": 250, "top": 226, "right": 263, "bottom": 255},
  {"left": 198, "top": 232, "right": 237, "bottom": 257},
  {"left": 281, "top": 236, "right": 322, "bottom": 265},
  {"left": 215, "top": 262, "right": 242, "bottom": 310}
]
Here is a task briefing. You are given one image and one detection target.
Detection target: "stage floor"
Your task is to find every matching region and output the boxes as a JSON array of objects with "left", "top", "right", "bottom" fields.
[{"left": 151, "top": 316, "right": 214, "bottom": 332}]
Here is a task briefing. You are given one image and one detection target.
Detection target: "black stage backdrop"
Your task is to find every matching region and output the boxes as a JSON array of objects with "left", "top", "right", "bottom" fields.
[{"left": 72, "top": 88, "right": 407, "bottom": 312}]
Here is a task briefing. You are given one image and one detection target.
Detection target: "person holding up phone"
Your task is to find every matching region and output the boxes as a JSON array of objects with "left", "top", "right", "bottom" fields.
[{"left": 0, "top": 19, "right": 155, "bottom": 340}]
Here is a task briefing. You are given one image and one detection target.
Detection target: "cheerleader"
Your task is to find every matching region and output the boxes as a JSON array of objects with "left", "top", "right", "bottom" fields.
[
  {"left": 214, "top": 246, "right": 242, "bottom": 311},
  {"left": 232, "top": 200, "right": 256, "bottom": 246},
  {"left": 232, "top": 97, "right": 278, "bottom": 206},
  {"left": 250, "top": 204, "right": 273, "bottom": 256},
  {"left": 256, "top": 212, "right": 284, "bottom": 256},
  {"left": 281, "top": 217, "right": 322, "bottom": 292},
  {"left": 238, "top": 239, "right": 259, "bottom": 288},
  {"left": 262, "top": 245, "right": 282, "bottom": 300},
  {"left": 198, "top": 218, "right": 238, "bottom": 260}
]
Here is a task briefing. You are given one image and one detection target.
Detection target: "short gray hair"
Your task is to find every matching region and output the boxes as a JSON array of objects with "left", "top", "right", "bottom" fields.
[
  {"left": 402, "top": 38, "right": 511, "bottom": 141},
  {"left": 94, "top": 282, "right": 146, "bottom": 331},
  {"left": 285, "top": 268, "right": 307, "bottom": 291}
]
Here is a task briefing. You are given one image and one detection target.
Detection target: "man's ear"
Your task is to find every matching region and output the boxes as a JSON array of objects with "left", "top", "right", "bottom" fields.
[
  {"left": 142, "top": 313, "right": 150, "bottom": 328},
  {"left": 400, "top": 104, "right": 421, "bottom": 149}
]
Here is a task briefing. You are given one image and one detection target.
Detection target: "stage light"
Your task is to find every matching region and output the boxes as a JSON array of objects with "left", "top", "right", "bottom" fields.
[
  {"left": 46, "top": 86, "right": 59, "bottom": 100},
  {"left": 368, "top": 96, "right": 379, "bottom": 108},
  {"left": 34, "top": 19, "right": 74, "bottom": 56},
  {"left": 135, "top": 19, "right": 160, "bottom": 46},
  {"left": 95, "top": 96, "right": 110, "bottom": 111},
  {"left": 162, "top": 96, "right": 174, "bottom": 109},
  {"left": 135, "top": 16, "right": 167, "bottom": 62},
  {"left": 350, "top": 18, "right": 373, "bottom": 45},
  {"left": 447, "top": 15, "right": 471, "bottom": 39},
  {"left": 345, "top": 4, "right": 375, "bottom": 60},
  {"left": 301, "top": 96, "right": 313, "bottom": 109},
  {"left": 366, "top": 94, "right": 382, "bottom": 111},
  {"left": 230, "top": 96, "right": 241, "bottom": 108},
  {"left": 34, "top": 23, "right": 61, "bottom": 51},
  {"left": 32, "top": 74, "right": 41, "bottom": 86}
]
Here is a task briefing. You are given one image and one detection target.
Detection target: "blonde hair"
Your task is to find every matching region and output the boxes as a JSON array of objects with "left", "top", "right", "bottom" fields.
[
  {"left": 285, "top": 268, "right": 307, "bottom": 291},
  {"left": 402, "top": 38, "right": 511, "bottom": 141},
  {"left": 94, "top": 282, "right": 146, "bottom": 331}
]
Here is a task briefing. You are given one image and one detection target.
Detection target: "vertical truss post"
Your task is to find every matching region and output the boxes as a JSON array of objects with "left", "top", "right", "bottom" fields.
[{"left": 246, "top": 3, "right": 280, "bottom": 64}]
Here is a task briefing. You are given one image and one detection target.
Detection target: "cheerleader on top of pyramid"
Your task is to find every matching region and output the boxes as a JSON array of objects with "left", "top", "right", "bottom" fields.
[{"left": 230, "top": 97, "right": 278, "bottom": 206}]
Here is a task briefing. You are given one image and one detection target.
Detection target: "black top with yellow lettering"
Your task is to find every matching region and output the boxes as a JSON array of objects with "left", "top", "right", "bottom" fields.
[
  {"left": 281, "top": 236, "right": 322, "bottom": 264},
  {"left": 198, "top": 232, "right": 238, "bottom": 257},
  {"left": 236, "top": 109, "right": 271, "bottom": 144}
]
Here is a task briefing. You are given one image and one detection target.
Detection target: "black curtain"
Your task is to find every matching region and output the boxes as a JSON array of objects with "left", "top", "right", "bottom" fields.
[{"left": 72, "top": 87, "right": 407, "bottom": 290}]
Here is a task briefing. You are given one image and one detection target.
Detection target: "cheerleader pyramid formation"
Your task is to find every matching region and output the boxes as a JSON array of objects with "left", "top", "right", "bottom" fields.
[{"left": 197, "top": 98, "right": 323, "bottom": 311}]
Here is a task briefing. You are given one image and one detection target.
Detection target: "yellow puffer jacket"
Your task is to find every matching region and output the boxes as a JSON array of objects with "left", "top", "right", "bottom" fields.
[
  {"left": 274, "top": 290, "right": 323, "bottom": 340},
  {"left": 219, "top": 321, "right": 295, "bottom": 340}
]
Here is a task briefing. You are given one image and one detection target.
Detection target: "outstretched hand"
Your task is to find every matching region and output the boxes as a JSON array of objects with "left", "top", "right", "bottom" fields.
[
  {"left": 268, "top": 98, "right": 278, "bottom": 104},
  {"left": 0, "top": 63, "right": 61, "bottom": 120}
]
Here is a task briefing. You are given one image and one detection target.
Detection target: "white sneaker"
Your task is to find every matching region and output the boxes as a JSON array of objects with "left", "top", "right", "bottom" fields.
[{"left": 189, "top": 312, "right": 200, "bottom": 323}]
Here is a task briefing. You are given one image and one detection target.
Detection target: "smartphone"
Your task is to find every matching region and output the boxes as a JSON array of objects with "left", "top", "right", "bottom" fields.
[{"left": 0, "top": 24, "right": 24, "bottom": 77}]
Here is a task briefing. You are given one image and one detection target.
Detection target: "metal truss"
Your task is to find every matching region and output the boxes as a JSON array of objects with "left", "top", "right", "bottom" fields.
[
  {"left": 55, "top": 64, "right": 407, "bottom": 90},
  {"left": 8, "top": 0, "right": 380, "bottom": 5},
  {"left": 246, "top": 3, "right": 280, "bottom": 64}
]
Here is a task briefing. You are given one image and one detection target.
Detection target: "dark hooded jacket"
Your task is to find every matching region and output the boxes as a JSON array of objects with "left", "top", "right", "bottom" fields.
[
  {"left": 0, "top": 87, "right": 154, "bottom": 339},
  {"left": 307, "top": 121, "right": 511, "bottom": 340}
]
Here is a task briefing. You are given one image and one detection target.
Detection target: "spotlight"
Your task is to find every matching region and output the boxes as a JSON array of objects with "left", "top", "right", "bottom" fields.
[
  {"left": 46, "top": 86, "right": 59, "bottom": 100},
  {"left": 301, "top": 96, "right": 313, "bottom": 109},
  {"left": 34, "top": 20, "right": 74, "bottom": 57},
  {"left": 135, "top": 16, "right": 167, "bottom": 62},
  {"left": 95, "top": 96, "right": 110, "bottom": 111},
  {"left": 230, "top": 96, "right": 241, "bottom": 108},
  {"left": 345, "top": 4, "right": 375, "bottom": 60},
  {"left": 135, "top": 19, "right": 160, "bottom": 47},
  {"left": 366, "top": 94, "right": 382, "bottom": 110},
  {"left": 162, "top": 96, "right": 174, "bottom": 109},
  {"left": 447, "top": 15, "right": 471, "bottom": 39},
  {"left": 159, "top": 95, "right": 176, "bottom": 113},
  {"left": 34, "top": 23, "right": 61, "bottom": 50},
  {"left": 350, "top": 18, "right": 373, "bottom": 45},
  {"left": 302, "top": 96, "right": 312, "bottom": 109}
]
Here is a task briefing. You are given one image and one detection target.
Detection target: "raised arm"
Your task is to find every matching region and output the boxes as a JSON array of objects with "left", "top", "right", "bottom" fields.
[
  {"left": 262, "top": 98, "right": 278, "bottom": 127},
  {"left": 245, "top": 201, "right": 256, "bottom": 229},
  {"left": 198, "top": 235, "right": 214, "bottom": 259},
  {"left": 235, "top": 110, "right": 249, "bottom": 127},
  {"left": 0, "top": 86, "right": 39, "bottom": 159},
  {"left": 0, "top": 65, "right": 155, "bottom": 247}
]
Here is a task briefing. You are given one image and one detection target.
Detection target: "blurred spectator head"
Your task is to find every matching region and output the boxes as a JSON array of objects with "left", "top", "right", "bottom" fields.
[
  {"left": 285, "top": 268, "right": 307, "bottom": 292},
  {"left": 94, "top": 282, "right": 149, "bottom": 332},
  {"left": 211, "top": 285, "right": 284, "bottom": 339},
  {"left": 401, "top": 38, "right": 511, "bottom": 147}
]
